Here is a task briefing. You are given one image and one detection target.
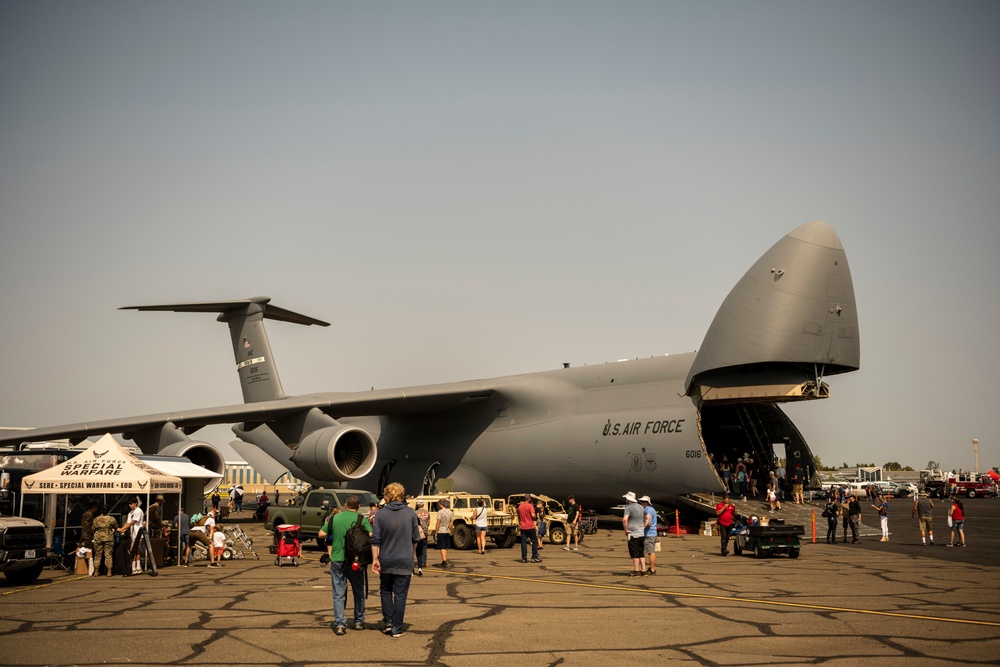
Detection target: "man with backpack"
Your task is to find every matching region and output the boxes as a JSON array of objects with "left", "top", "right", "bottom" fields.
[
  {"left": 371, "top": 482, "right": 420, "bottom": 638},
  {"left": 318, "top": 494, "right": 372, "bottom": 636}
]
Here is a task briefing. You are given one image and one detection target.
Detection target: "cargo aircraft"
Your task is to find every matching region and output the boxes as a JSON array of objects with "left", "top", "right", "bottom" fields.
[{"left": 0, "top": 221, "right": 860, "bottom": 509}]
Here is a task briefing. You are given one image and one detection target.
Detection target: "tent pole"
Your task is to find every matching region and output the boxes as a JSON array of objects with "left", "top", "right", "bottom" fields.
[
  {"left": 145, "top": 492, "right": 151, "bottom": 573},
  {"left": 177, "top": 490, "right": 183, "bottom": 566},
  {"left": 62, "top": 496, "right": 68, "bottom": 564}
]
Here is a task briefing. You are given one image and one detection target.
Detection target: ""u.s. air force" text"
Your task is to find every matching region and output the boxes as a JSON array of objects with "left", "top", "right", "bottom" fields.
[{"left": 603, "top": 418, "right": 684, "bottom": 437}]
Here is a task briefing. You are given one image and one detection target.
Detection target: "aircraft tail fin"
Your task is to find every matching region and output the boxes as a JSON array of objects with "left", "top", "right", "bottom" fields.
[{"left": 121, "top": 297, "right": 330, "bottom": 404}]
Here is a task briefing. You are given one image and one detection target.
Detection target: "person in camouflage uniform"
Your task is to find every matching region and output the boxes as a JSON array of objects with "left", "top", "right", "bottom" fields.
[
  {"left": 91, "top": 506, "right": 119, "bottom": 577},
  {"left": 148, "top": 495, "right": 164, "bottom": 537},
  {"left": 80, "top": 501, "right": 98, "bottom": 549}
]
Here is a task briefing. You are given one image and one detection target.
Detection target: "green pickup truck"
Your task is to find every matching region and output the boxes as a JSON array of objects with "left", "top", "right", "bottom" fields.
[{"left": 265, "top": 488, "right": 379, "bottom": 549}]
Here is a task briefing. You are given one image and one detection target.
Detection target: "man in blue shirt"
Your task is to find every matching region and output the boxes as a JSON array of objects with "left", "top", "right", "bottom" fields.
[
  {"left": 371, "top": 482, "right": 420, "bottom": 638},
  {"left": 639, "top": 495, "right": 658, "bottom": 575}
]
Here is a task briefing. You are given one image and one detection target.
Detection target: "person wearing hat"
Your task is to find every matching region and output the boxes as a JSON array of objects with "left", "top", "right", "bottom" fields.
[
  {"left": 203, "top": 509, "right": 221, "bottom": 567},
  {"left": 413, "top": 500, "right": 430, "bottom": 575},
  {"left": 622, "top": 492, "right": 645, "bottom": 575},
  {"left": 639, "top": 496, "right": 657, "bottom": 575},
  {"left": 435, "top": 498, "right": 455, "bottom": 568},
  {"left": 912, "top": 490, "right": 935, "bottom": 546}
]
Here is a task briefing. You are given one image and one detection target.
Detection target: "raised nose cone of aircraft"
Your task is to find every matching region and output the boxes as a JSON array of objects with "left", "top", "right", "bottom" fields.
[{"left": 685, "top": 220, "right": 860, "bottom": 395}]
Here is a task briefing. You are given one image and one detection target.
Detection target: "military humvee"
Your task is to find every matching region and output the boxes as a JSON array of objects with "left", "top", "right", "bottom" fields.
[
  {"left": 506, "top": 494, "right": 586, "bottom": 546},
  {"left": 408, "top": 492, "right": 518, "bottom": 550}
]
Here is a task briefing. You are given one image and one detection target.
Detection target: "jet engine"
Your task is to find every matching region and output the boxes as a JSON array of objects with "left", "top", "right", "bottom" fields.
[
  {"left": 292, "top": 424, "right": 377, "bottom": 482},
  {"left": 156, "top": 441, "right": 227, "bottom": 491}
]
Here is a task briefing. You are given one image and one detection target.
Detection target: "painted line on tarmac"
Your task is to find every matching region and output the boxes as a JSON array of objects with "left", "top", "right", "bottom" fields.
[
  {"left": 0, "top": 573, "right": 88, "bottom": 596},
  {"left": 434, "top": 570, "right": 1000, "bottom": 629}
]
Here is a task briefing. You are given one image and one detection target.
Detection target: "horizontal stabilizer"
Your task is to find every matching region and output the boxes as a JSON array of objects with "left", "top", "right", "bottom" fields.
[{"left": 120, "top": 297, "right": 330, "bottom": 327}]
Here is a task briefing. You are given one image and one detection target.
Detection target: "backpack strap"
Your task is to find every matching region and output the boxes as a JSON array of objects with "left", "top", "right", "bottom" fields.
[{"left": 355, "top": 513, "right": 368, "bottom": 599}]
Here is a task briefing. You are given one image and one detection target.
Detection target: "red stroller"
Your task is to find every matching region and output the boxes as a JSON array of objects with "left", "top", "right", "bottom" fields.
[{"left": 274, "top": 524, "right": 301, "bottom": 567}]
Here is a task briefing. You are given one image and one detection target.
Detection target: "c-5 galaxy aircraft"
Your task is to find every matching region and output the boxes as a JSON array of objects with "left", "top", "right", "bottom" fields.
[{"left": 0, "top": 221, "right": 859, "bottom": 509}]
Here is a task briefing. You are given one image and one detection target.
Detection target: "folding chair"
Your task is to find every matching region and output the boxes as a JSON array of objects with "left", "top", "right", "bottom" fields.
[{"left": 49, "top": 535, "right": 72, "bottom": 571}]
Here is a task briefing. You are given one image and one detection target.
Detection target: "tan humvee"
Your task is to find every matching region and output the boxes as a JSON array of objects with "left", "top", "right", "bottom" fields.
[
  {"left": 506, "top": 493, "right": 585, "bottom": 546},
  {"left": 408, "top": 492, "right": 518, "bottom": 550}
]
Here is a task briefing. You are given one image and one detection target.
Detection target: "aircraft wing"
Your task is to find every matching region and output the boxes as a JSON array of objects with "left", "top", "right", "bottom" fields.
[{"left": 0, "top": 382, "right": 497, "bottom": 446}]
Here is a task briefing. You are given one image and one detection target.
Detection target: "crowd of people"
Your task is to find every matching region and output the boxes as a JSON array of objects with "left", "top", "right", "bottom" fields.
[
  {"left": 712, "top": 451, "right": 808, "bottom": 508},
  {"left": 308, "top": 487, "right": 606, "bottom": 637},
  {"left": 66, "top": 471, "right": 981, "bottom": 641}
]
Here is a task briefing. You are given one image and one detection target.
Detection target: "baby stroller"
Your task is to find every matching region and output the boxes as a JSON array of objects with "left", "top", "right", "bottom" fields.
[{"left": 274, "top": 524, "right": 301, "bottom": 567}]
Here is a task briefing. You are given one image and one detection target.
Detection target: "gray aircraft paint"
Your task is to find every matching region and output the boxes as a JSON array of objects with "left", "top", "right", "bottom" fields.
[{"left": 0, "top": 221, "right": 859, "bottom": 509}]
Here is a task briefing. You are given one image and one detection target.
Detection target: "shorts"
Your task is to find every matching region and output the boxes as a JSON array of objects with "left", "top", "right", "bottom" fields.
[
  {"left": 437, "top": 533, "right": 452, "bottom": 550},
  {"left": 189, "top": 532, "right": 211, "bottom": 548},
  {"left": 918, "top": 516, "right": 933, "bottom": 531},
  {"left": 475, "top": 526, "right": 487, "bottom": 533},
  {"left": 627, "top": 536, "right": 644, "bottom": 559},
  {"left": 952, "top": 519, "right": 964, "bottom": 531},
  {"left": 567, "top": 522, "right": 580, "bottom": 537},
  {"left": 643, "top": 536, "right": 657, "bottom": 555},
  {"left": 792, "top": 484, "right": 803, "bottom": 494}
]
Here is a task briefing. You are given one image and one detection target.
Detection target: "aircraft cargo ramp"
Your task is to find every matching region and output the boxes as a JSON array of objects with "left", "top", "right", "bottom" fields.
[{"left": 678, "top": 492, "right": 885, "bottom": 540}]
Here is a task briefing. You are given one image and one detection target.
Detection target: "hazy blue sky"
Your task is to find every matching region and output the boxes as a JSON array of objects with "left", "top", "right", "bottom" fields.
[{"left": 1, "top": 2, "right": 997, "bottom": 474}]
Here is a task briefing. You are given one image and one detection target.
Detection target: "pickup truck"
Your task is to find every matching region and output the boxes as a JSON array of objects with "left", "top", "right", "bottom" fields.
[
  {"left": 265, "top": 488, "right": 379, "bottom": 548},
  {"left": 0, "top": 514, "right": 47, "bottom": 584}
]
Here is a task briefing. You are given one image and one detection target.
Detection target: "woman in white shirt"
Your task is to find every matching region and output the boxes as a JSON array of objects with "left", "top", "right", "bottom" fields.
[{"left": 474, "top": 499, "right": 489, "bottom": 555}]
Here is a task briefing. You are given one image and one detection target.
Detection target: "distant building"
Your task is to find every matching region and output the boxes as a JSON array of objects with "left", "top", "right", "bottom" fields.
[{"left": 223, "top": 462, "right": 305, "bottom": 491}]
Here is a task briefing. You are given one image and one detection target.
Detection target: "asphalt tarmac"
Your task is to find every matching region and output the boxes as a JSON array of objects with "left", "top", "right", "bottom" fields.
[{"left": 1, "top": 499, "right": 998, "bottom": 666}]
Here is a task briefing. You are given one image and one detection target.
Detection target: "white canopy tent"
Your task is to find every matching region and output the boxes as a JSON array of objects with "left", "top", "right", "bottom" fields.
[
  {"left": 19, "top": 434, "right": 183, "bottom": 564},
  {"left": 20, "top": 433, "right": 182, "bottom": 497}
]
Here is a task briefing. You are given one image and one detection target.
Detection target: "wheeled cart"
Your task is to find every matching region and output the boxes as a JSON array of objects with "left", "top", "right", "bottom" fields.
[
  {"left": 274, "top": 524, "right": 301, "bottom": 567},
  {"left": 734, "top": 524, "right": 804, "bottom": 558}
]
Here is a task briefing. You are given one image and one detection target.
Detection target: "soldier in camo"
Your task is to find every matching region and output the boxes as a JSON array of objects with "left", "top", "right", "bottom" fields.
[
  {"left": 80, "top": 501, "right": 98, "bottom": 549},
  {"left": 91, "top": 506, "right": 119, "bottom": 577},
  {"left": 148, "top": 495, "right": 165, "bottom": 537}
]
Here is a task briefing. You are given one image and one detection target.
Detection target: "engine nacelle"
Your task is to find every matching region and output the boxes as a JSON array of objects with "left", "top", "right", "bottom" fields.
[
  {"left": 293, "top": 424, "right": 377, "bottom": 482},
  {"left": 156, "top": 441, "right": 226, "bottom": 492}
]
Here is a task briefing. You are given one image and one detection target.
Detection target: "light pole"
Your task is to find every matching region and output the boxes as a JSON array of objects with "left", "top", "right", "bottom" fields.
[{"left": 973, "top": 438, "right": 980, "bottom": 475}]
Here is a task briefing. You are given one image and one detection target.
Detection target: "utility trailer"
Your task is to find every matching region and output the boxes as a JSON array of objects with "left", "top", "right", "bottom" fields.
[{"left": 733, "top": 523, "right": 804, "bottom": 558}]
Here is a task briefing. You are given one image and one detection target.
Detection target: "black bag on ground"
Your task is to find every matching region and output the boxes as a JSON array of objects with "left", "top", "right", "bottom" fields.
[{"left": 113, "top": 539, "right": 131, "bottom": 575}]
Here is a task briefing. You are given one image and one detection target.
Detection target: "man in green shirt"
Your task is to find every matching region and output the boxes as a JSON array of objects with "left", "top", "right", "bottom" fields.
[{"left": 319, "top": 495, "right": 372, "bottom": 635}]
